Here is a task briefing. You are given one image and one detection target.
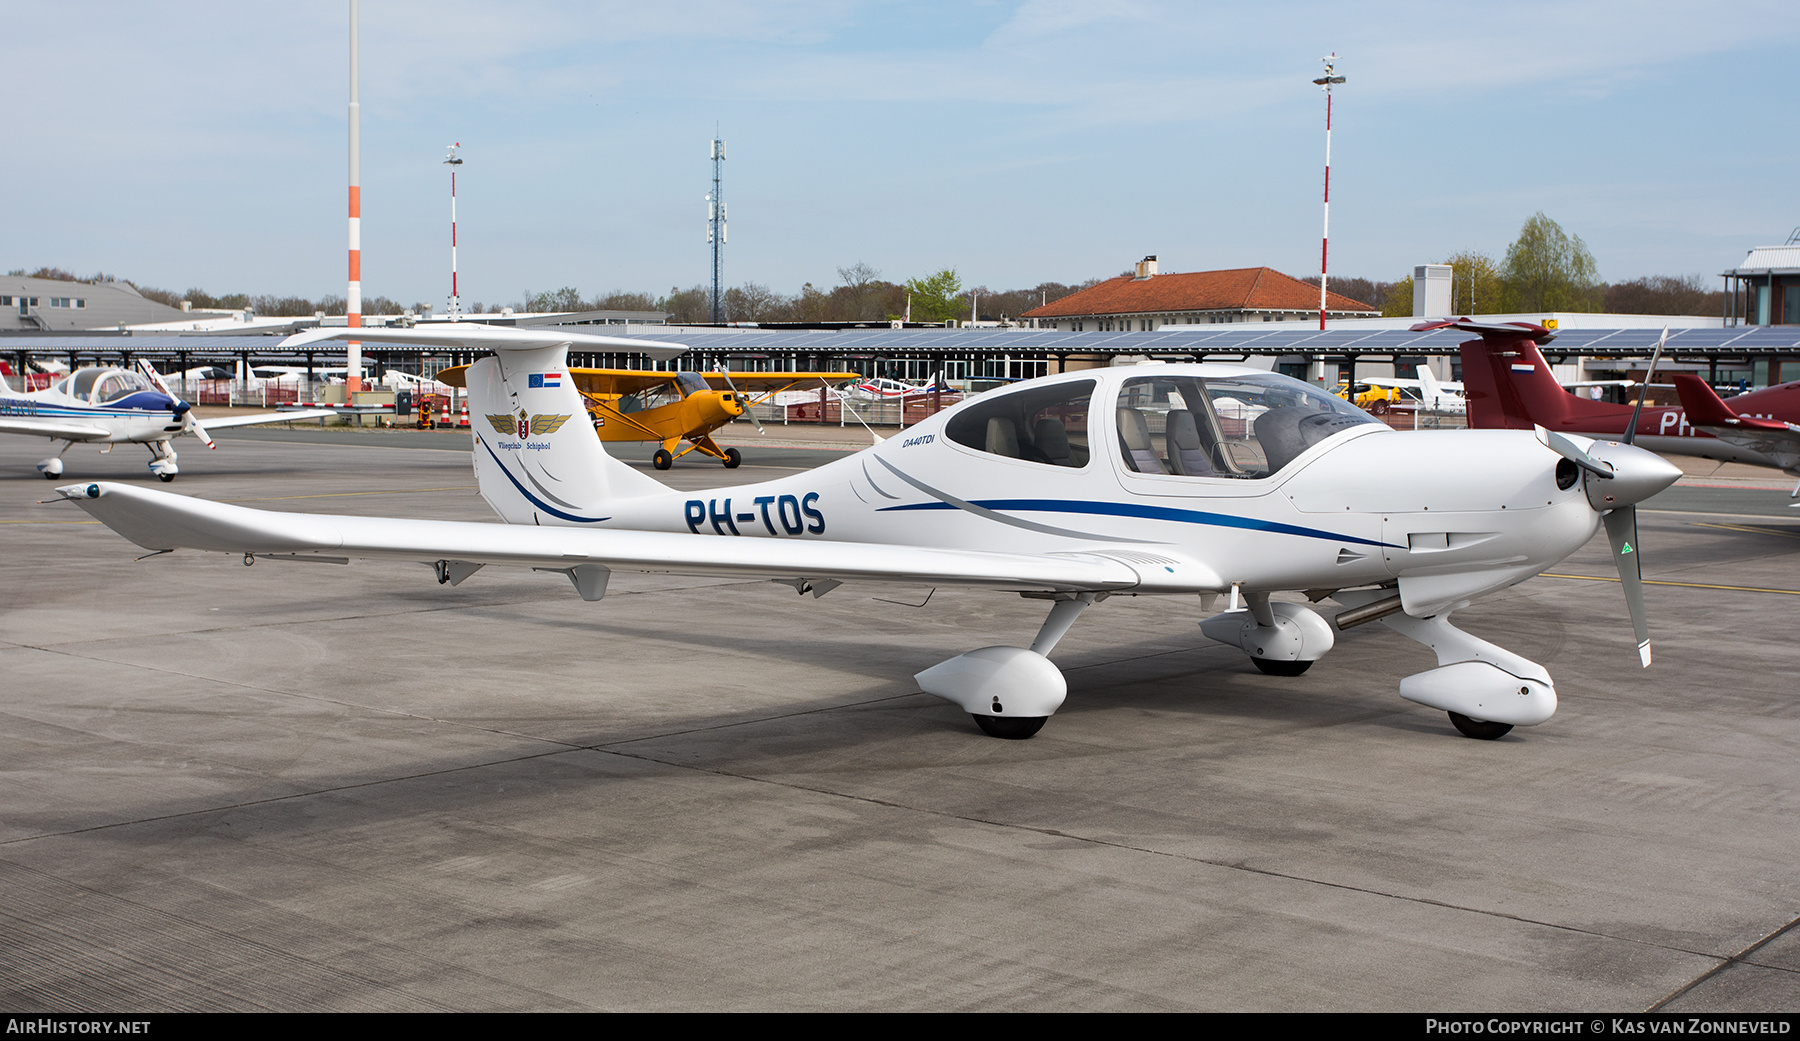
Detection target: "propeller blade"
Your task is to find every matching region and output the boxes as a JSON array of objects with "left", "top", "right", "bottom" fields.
[
  {"left": 1622, "top": 327, "right": 1668, "bottom": 446},
  {"left": 187, "top": 413, "right": 216, "bottom": 449},
  {"left": 719, "top": 371, "right": 765, "bottom": 434},
  {"left": 137, "top": 359, "right": 215, "bottom": 448},
  {"left": 1537, "top": 426, "right": 1613, "bottom": 479},
  {"left": 1603, "top": 505, "right": 1652, "bottom": 667}
]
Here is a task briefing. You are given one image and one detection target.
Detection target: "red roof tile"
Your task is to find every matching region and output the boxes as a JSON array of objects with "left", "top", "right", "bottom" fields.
[{"left": 1022, "top": 267, "right": 1377, "bottom": 318}]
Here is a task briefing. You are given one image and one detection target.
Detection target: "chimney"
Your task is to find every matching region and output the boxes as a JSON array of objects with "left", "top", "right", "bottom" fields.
[{"left": 1134, "top": 255, "right": 1159, "bottom": 280}]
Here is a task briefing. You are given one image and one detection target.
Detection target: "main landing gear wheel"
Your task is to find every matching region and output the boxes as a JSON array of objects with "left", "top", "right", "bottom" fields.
[
  {"left": 723, "top": 447, "right": 742, "bottom": 468},
  {"left": 156, "top": 472, "right": 176, "bottom": 483},
  {"left": 1252, "top": 657, "right": 1312, "bottom": 676},
  {"left": 652, "top": 448, "right": 673, "bottom": 470},
  {"left": 1448, "top": 712, "right": 1513, "bottom": 740},
  {"left": 972, "top": 714, "right": 1047, "bottom": 740},
  {"left": 43, "top": 471, "right": 56, "bottom": 480}
]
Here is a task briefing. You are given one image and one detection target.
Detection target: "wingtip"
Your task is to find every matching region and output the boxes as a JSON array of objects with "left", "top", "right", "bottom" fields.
[{"left": 1639, "top": 641, "right": 1652, "bottom": 668}]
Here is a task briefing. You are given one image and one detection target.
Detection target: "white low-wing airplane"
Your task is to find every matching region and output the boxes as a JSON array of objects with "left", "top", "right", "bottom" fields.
[
  {"left": 2, "top": 361, "right": 335, "bottom": 480},
  {"left": 52, "top": 322, "right": 1679, "bottom": 740}
]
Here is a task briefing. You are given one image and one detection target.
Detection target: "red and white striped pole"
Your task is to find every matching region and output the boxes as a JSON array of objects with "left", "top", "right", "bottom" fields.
[
  {"left": 1313, "top": 54, "right": 1344, "bottom": 332},
  {"left": 445, "top": 143, "right": 463, "bottom": 319},
  {"left": 346, "top": 0, "right": 362, "bottom": 392}
]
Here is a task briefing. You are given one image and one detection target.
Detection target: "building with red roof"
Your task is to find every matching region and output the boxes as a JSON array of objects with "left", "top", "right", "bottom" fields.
[{"left": 1021, "top": 257, "right": 1379, "bottom": 331}]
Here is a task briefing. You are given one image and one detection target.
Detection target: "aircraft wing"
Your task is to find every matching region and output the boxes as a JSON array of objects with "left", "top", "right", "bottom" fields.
[
  {"left": 191, "top": 409, "right": 340, "bottom": 431},
  {"left": 280, "top": 325, "right": 688, "bottom": 362},
  {"left": 0, "top": 417, "right": 112, "bottom": 441},
  {"left": 569, "top": 369, "right": 684, "bottom": 397},
  {"left": 54, "top": 482, "right": 1165, "bottom": 594},
  {"left": 1358, "top": 377, "right": 1422, "bottom": 389},
  {"left": 699, "top": 372, "right": 862, "bottom": 392},
  {"left": 433, "top": 367, "right": 683, "bottom": 398},
  {"left": 1673, "top": 374, "right": 1800, "bottom": 471}
]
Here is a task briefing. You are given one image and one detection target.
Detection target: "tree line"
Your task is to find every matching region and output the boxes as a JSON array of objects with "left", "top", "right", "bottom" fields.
[
  {"left": 1313, "top": 213, "right": 1726, "bottom": 318},
  {"left": 10, "top": 214, "right": 1729, "bottom": 325}
]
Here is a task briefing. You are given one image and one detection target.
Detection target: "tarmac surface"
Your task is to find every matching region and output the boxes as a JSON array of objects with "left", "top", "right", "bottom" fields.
[{"left": 2, "top": 426, "right": 1797, "bottom": 1011}]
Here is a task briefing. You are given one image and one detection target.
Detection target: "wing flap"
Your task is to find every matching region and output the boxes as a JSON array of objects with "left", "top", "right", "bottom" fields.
[{"left": 56, "top": 483, "right": 1151, "bottom": 592}]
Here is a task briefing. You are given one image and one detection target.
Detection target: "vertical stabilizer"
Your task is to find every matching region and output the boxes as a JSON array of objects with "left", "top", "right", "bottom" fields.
[
  {"left": 465, "top": 345, "right": 670, "bottom": 525},
  {"left": 1416, "top": 364, "right": 1443, "bottom": 409},
  {"left": 1458, "top": 332, "right": 1573, "bottom": 431}
]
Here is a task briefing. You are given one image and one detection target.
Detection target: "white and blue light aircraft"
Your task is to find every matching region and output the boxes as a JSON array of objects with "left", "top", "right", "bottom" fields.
[
  {"left": 53, "top": 322, "right": 1679, "bottom": 740},
  {"left": 1, "top": 360, "right": 333, "bottom": 480}
]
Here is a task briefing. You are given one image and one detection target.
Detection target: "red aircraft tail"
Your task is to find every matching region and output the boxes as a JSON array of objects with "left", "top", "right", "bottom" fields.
[
  {"left": 1671, "top": 373, "right": 1791, "bottom": 433},
  {"left": 1422, "top": 319, "right": 1628, "bottom": 433}
]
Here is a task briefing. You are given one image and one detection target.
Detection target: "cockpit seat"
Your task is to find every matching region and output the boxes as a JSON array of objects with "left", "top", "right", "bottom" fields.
[
  {"left": 1116, "top": 407, "right": 1166, "bottom": 474},
  {"left": 1033, "top": 418, "right": 1073, "bottom": 467},
  {"left": 1253, "top": 406, "right": 1314, "bottom": 472},
  {"left": 985, "top": 417, "right": 1021, "bottom": 458},
  {"left": 1165, "top": 409, "right": 1215, "bottom": 476}
]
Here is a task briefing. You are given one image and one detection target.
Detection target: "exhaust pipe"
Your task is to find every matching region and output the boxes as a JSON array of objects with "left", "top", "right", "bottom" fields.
[{"left": 1335, "top": 593, "right": 1403, "bottom": 630}]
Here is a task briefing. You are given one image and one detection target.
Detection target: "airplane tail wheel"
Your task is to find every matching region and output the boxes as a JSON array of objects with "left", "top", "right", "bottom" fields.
[
  {"left": 652, "top": 449, "right": 673, "bottom": 470},
  {"left": 722, "top": 447, "right": 742, "bottom": 468},
  {"left": 43, "top": 471, "right": 56, "bottom": 480},
  {"left": 1252, "top": 657, "right": 1312, "bottom": 676},
  {"left": 156, "top": 472, "right": 176, "bottom": 483},
  {"left": 972, "top": 714, "right": 1047, "bottom": 739},
  {"left": 1448, "top": 711, "right": 1513, "bottom": 740}
]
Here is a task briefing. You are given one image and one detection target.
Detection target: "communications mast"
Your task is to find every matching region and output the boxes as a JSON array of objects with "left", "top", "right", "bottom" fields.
[
  {"left": 1312, "top": 54, "right": 1345, "bottom": 331},
  {"left": 445, "top": 143, "right": 463, "bottom": 319},
  {"left": 708, "top": 136, "right": 726, "bottom": 323}
]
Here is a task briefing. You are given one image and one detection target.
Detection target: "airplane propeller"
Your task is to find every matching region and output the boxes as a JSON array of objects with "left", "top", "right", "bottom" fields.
[
  {"left": 718, "top": 371, "right": 765, "bottom": 435},
  {"left": 1602, "top": 328, "right": 1666, "bottom": 667},
  {"left": 1534, "top": 328, "right": 1672, "bottom": 668},
  {"left": 138, "top": 359, "right": 215, "bottom": 448}
]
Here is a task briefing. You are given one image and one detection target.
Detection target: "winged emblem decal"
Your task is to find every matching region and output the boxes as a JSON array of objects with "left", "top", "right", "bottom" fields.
[{"left": 486, "top": 410, "right": 572, "bottom": 439}]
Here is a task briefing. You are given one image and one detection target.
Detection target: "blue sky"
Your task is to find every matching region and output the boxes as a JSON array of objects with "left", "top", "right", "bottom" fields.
[{"left": 6, "top": 1, "right": 1797, "bottom": 307}]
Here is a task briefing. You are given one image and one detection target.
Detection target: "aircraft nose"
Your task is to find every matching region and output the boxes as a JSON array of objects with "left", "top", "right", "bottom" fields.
[{"left": 1582, "top": 440, "right": 1681, "bottom": 510}]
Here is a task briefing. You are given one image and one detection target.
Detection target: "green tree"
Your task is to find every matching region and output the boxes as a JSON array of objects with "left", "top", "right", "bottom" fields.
[
  {"left": 1443, "top": 250, "right": 1501, "bottom": 316},
  {"left": 902, "top": 268, "right": 964, "bottom": 324},
  {"left": 1500, "top": 213, "right": 1601, "bottom": 313},
  {"left": 1381, "top": 275, "right": 1414, "bottom": 318}
]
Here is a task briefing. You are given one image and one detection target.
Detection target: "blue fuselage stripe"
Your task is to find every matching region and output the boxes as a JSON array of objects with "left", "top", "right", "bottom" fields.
[{"left": 877, "top": 497, "right": 1393, "bottom": 547}]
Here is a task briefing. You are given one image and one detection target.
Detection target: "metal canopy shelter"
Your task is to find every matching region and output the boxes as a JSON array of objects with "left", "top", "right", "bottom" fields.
[{"left": 9, "top": 326, "right": 1800, "bottom": 384}]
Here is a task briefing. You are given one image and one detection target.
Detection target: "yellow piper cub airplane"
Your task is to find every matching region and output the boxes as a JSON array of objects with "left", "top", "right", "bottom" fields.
[{"left": 438, "top": 365, "right": 859, "bottom": 469}]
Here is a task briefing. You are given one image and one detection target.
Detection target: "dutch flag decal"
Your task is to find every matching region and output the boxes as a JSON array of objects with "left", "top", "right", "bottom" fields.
[
  {"left": 529, "top": 372, "right": 564, "bottom": 389},
  {"left": 1511, "top": 364, "right": 1535, "bottom": 373}
]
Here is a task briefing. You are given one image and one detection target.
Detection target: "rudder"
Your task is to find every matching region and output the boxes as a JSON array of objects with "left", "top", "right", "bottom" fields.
[{"left": 466, "top": 346, "right": 669, "bottom": 525}]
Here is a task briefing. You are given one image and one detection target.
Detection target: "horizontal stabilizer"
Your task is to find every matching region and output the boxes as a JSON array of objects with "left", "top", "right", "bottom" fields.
[{"left": 1412, "top": 318, "right": 1555, "bottom": 344}]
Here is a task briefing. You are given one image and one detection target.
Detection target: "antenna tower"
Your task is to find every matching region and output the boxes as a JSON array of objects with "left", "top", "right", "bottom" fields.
[
  {"left": 1312, "top": 53, "right": 1345, "bottom": 331},
  {"left": 708, "top": 136, "right": 726, "bottom": 323},
  {"left": 445, "top": 142, "right": 463, "bottom": 318}
]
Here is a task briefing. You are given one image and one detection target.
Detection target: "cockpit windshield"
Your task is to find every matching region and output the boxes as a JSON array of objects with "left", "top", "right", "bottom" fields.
[
  {"left": 93, "top": 371, "right": 154, "bottom": 403},
  {"left": 1116, "top": 373, "right": 1380, "bottom": 479},
  {"left": 68, "top": 369, "right": 104, "bottom": 400}
]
